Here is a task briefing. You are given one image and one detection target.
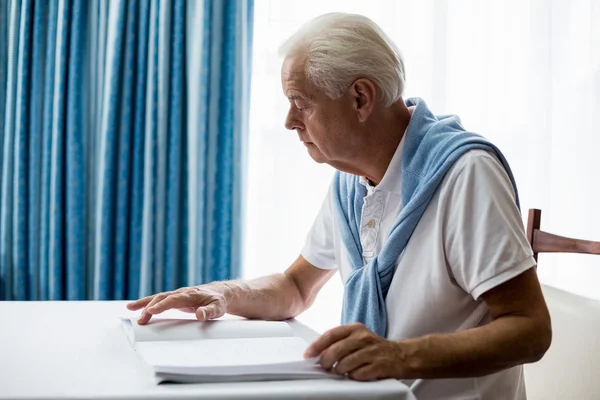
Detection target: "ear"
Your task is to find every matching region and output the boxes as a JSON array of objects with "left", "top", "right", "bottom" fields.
[{"left": 350, "top": 78, "right": 377, "bottom": 122}]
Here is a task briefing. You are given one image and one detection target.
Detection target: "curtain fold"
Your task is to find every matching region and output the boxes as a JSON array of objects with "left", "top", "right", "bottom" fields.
[
  {"left": 12, "top": 0, "right": 32, "bottom": 301},
  {"left": 39, "top": 0, "right": 58, "bottom": 300},
  {"left": 0, "top": 0, "right": 254, "bottom": 301},
  {"left": 164, "top": 0, "right": 186, "bottom": 292},
  {"left": 1, "top": 0, "right": 22, "bottom": 300}
]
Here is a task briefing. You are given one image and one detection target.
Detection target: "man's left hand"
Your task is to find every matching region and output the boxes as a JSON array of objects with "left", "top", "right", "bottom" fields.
[{"left": 305, "top": 323, "right": 409, "bottom": 381}]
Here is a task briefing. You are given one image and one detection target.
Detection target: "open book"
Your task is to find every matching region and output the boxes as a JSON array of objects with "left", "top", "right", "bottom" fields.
[{"left": 120, "top": 315, "right": 337, "bottom": 383}]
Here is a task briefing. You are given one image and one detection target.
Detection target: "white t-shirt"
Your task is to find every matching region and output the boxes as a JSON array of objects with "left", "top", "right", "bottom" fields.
[{"left": 302, "top": 137, "right": 535, "bottom": 399}]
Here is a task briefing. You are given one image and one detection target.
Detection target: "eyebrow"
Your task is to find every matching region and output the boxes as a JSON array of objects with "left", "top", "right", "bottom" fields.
[{"left": 287, "top": 93, "right": 314, "bottom": 101}]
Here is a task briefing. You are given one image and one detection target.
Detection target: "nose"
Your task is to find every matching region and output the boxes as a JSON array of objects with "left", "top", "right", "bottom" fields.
[{"left": 284, "top": 107, "right": 303, "bottom": 131}]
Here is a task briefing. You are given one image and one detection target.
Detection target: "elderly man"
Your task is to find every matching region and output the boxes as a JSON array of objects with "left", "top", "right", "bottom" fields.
[{"left": 128, "top": 13, "right": 551, "bottom": 399}]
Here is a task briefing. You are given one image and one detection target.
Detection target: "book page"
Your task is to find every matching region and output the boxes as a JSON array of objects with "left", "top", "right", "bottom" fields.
[
  {"left": 136, "top": 336, "right": 312, "bottom": 370},
  {"left": 122, "top": 317, "right": 294, "bottom": 342}
]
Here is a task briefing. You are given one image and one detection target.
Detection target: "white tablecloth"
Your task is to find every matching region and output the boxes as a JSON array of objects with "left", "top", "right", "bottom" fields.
[{"left": 0, "top": 301, "right": 415, "bottom": 399}]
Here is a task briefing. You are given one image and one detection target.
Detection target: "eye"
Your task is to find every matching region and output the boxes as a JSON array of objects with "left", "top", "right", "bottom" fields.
[{"left": 294, "top": 100, "right": 309, "bottom": 111}]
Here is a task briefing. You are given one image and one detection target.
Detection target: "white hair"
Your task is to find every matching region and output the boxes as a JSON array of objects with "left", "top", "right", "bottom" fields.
[{"left": 279, "top": 13, "right": 406, "bottom": 106}]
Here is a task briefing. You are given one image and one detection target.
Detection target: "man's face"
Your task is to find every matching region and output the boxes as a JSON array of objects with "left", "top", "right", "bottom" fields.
[{"left": 281, "top": 55, "right": 361, "bottom": 166}]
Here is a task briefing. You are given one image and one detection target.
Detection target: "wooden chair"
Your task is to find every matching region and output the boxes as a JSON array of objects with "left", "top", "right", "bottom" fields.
[{"left": 524, "top": 208, "right": 600, "bottom": 400}]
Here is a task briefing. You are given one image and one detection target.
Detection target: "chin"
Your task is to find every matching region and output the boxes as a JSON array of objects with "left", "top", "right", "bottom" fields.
[
  {"left": 311, "top": 157, "right": 327, "bottom": 164},
  {"left": 306, "top": 146, "right": 327, "bottom": 164}
]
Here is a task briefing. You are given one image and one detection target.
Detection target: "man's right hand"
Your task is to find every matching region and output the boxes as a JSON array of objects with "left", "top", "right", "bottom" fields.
[
  {"left": 127, "top": 256, "right": 336, "bottom": 324},
  {"left": 126, "top": 284, "right": 228, "bottom": 325}
]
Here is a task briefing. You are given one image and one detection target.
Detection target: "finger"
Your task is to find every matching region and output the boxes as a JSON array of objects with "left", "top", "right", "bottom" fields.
[
  {"left": 349, "top": 364, "right": 379, "bottom": 381},
  {"left": 147, "top": 293, "right": 188, "bottom": 315},
  {"left": 334, "top": 347, "right": 373, "bottom": 375},
  {"left": 127, "top": 295, "right": 155, "bottom": 311},
  {"left": 319, "top": 338, "right": 366, "bottom": 371},
  {"left": 305, "top": 324, "right": 358, "bottom": 358},
  {"left": 138, "top": 292, "right": 170, "bottom": 325},
  {"left": 196, "top": 301, "right": 225, "bottom": 321}
]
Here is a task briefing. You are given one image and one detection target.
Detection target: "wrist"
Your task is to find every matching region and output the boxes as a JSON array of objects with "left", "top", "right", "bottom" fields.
[
  {"left": 394, "top": 338, "right": 425, "bottom": 379},
  {"left": 212, "top": 280, "right": 237, "bottom": 306}
]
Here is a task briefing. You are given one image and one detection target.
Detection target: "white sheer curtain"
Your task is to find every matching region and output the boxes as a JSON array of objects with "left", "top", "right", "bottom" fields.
[{"left": 244, "top": 0, "right": 600, "bottom": 332}]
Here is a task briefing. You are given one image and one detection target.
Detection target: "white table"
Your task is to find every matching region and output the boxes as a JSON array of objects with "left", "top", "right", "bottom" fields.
[{"left": 0, "top": 301, "right": 416, "bottom": 399}]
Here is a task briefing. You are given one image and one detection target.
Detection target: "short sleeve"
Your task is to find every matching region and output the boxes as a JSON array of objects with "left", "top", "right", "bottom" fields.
[
  {"left": 441, "top": 150, "right": 536, "bottom": 300},
  {"left": 301, "top": 181, "right": 338, "bottom": 270}
]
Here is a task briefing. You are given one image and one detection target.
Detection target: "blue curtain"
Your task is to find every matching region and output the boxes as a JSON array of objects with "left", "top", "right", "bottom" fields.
[{"left": 0, "top": 0, "right": 254, "bottom": 301}]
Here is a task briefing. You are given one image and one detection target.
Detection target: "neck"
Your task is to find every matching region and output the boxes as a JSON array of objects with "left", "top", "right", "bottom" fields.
[{"left": 359, "top": 100, "right": 412, "bottom": 185}]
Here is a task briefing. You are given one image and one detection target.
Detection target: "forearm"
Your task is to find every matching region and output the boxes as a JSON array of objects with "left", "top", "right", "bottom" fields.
[
  {"left": 214, "top": 273, "right": 306, "bottom": 321},
  {"left": 400, "top": 315, "right": 551, "bottom": 379}
]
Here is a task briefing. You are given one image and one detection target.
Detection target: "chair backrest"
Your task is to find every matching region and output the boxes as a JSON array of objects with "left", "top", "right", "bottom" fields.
[
  {"left": 526, "top": 208, "right": 600, "bottom": 261},
  {"left": 524, "top": 208, "right": 600, "bottom": 400}
]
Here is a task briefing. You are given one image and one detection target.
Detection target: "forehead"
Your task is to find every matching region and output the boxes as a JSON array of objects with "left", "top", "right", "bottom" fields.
[
  {"left": 281, "top": 55, "right": 313, "bottom": 98},
  {"left": 281, "top": 54, "right": 306, "bottom": 80}
]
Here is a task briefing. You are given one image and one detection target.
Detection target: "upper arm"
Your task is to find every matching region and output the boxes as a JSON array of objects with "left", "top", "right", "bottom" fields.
[
  {"left": 480, "top": 267, "right": 550, "bottom": 324},
  {"left": 480, "top": 267, "right": 552, "bottom": 359},
  {"left": 301, "top": 179, "right": 338, "bottom": 270},
  {"left": 442, "top": 150, "right": 536, "bottom": 299},
  {"left": 285, "top": 178, "right": 338, "bottom": 312},
  {"left": 285, "top": 255, "right": 337, "bottom": 310},
  {"left": 442, "top": 150, "right": 551, "bottom": 354}
]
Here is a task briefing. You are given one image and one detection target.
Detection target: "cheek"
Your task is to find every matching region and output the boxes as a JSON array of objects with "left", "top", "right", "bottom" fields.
[
  {"left": 306, "top": 105, "right": 352, "bottom": 153},
  {"left": 306, "top": 111, "right": 335, "bottom": 138},
  {"left": 304, "top": 114, "right": 323, "bottom": 138}
]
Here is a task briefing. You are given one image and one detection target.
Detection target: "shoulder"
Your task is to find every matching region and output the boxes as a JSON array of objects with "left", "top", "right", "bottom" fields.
[
  {"left": 440, "top": 149, "right": 515, "bottom": 199},
  {"left": 449, "top": 148, "right": 507, "bottom": 176}
]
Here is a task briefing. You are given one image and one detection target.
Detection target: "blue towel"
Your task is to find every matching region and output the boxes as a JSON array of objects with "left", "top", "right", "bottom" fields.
[{"left": 333, "top": 97, "right": 520, "bottom": 337}]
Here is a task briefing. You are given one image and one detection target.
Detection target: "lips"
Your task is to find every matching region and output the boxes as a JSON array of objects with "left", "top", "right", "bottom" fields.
[{"left": 299, "top": 135, "right": 313, "bottom": 146}]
